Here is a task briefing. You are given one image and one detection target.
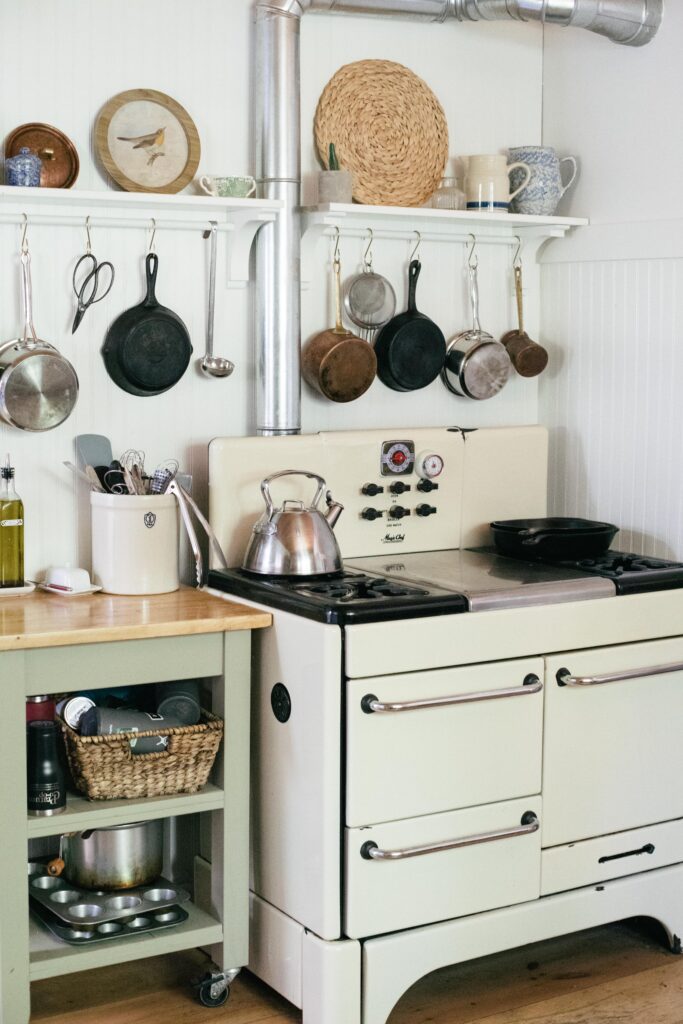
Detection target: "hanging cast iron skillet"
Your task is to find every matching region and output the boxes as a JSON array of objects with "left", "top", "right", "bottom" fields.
[
  {"left": 102, "top": 253, "right": 192, "bottom": 396},
  {"left": 374, "top": 260, "right": 446, "bottom": 392},
  {"left": 490, "top": 517, "right": 619, "bottom": 561}
]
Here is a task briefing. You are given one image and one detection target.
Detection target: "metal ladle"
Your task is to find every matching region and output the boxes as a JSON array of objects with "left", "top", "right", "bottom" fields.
[{"left": 199, "top": 222, "right": 234, "bottom": 378}]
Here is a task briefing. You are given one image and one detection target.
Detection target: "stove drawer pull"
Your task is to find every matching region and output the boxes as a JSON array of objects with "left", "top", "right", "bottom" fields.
[
  {"left": 361, "top": 674, "right": 542, "bottom": 714},
  {"left": 360, "top": 812, "right": 540, "bottom": 861},
  {"left": 557, "top": 660, "right": 683, "bottom": 688}
]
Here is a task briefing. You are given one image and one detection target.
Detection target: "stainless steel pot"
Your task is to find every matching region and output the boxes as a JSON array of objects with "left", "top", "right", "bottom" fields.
[
  {"left": 442, "top": 260, "right": 511, "bottom": 401},
  {"left": 47, "top": 820, "right": 163, "bottom": 890},
  {"left": 0, "top": 247, "right": 79, "bottom": 431},
  {"left": 242, "top": 470, "right": 344, "bottom": 577}
]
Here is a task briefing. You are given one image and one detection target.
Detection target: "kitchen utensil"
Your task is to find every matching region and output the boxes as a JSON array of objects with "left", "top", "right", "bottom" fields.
[
  {"left": 199, "top": 222, "right": 234, "bottom": 378},
  {"left": 343, "top": 231, "right": 396, "bottom": 341},
  {"left": 374, "top": 259, "right": 446, "bottom": 392},
  {"left": 71, "top": 230, "right": 115, "bottom": 334},
  {"left": 29, "top": 866, "right": 190, "bottom": 925},
  {"left": 30, "top": 896, "right": 188, "bottom": 946},
  {"left": 314, "top": 60, "right": 448, "bottom": 207},
  {"left": 75, "top": 434, "right": 113, "bottom": 472},
  {"left": 102, "top": 252, "right": 192, "bottom": 396},
  {"left": 5, "top": 122, "right": 80, "bottom": 188},
  {"left": 464, "top": 154, "right": 531, "bottom": 212},
  {"left": 242, "top": 469, "right": 344, "bottom": 577},
  {"left": 442, "top": 246, "right": 512, "bottom": 401},
  {"left": 91, "top": 492, "right": 180, "bottom": 595},
  {"left": 501, "top": 249, "right": 548, "bottom": 377},
  {"left": 0, "top": 238, "right": 79, "bottom": 431},
  {"left": 4, "top": 147, "right": 42, "bottom": 186},
  {"left": 63, "top": 461, "right": 104, "bottom": 491},
  {"left": 490, "top": 517, "right": 619, "bottom": 561},
  {"left": 27, "top": 722, "right": 66, "bottom": 817},
  {"left": 166, "top": 477, "right": 229, "bottom": 586},
  {"left": 47, "top": 820, "right": 164, "bottom": 890},
  {"left": 508, "top": 146, "right": 578, "bottom": 216},
  {"left": 199, "top": 175, "right": 256, "bottom": 198},
  {"left": 302, "top": 236, "right": 377, "bottom": 403}
]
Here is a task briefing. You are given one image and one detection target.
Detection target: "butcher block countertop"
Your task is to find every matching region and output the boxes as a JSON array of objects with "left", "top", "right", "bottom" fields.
[{"left": 0, "top": 587, "right": 271, "bottom": 651}]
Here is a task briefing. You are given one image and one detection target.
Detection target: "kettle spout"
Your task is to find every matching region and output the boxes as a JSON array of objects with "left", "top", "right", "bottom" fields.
[{"left": 325, "top": 492, "right": 344, "bottom": 529}]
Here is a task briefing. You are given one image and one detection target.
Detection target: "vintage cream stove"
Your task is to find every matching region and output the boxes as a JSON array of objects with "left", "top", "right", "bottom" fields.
[{"left": 208, "top": 426, "right": 683, "bottom": 1024}]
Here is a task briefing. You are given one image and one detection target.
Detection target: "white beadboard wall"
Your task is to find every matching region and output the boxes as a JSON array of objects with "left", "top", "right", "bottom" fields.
[
  {"left": 540, "top": 5, "right": 683, "bottom": 558},
  {"left": 0, "top": 0, "right": 544, "bottom": 578}
]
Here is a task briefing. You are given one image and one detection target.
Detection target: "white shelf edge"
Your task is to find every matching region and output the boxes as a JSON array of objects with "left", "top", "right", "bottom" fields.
[
  {"left": 0, "top": 185, "right": 282, "bottom": 215},
  {"left": 303, "top": 202, "right": 588, "bottom": 229}
]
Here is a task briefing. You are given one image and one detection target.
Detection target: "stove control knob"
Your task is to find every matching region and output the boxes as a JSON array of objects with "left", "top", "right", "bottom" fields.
[
  {"left": 416, "top": 451, "right": 444, "bottom": 479},
  {"left": 390, "top": 505, "right": 410, "bottom": 520},
  {"left": 389, "top": 481, "right": 411, "bottom": 495},
  {"left": 361, "top": 507, "right": 384, "bottom": 521},
  {"left": 417, "top": 479, "right": 439, "bottom": 493},
  {"left": 362, "top": 483, "right": 384, "bottom": 497},
  {"left": 416, "top": 504, "right": 437, "bottom": 518}
]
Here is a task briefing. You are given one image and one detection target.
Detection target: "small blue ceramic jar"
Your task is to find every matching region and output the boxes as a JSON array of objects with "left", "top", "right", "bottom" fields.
[{"left": 5, "top": 147, "right": 42, "bottom": 186}]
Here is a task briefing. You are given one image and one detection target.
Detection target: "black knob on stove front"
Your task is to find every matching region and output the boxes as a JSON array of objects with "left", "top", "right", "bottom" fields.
[
  {"left": 416, "top": 504, "right": 437, "bottom": 517},
  {"left": 390, "top": 481, "right": 411, "bottom": 495},
  {"left": 390, "top": 506, "right": 410, "bottom": 520},
  {"left": 417, "top": 479, "right": 439, "bottom": 493},
  {"left": 361, "top": 507, "right": 384, "bottom": 521},
  {"left": 362, "top": 483, "right": 384, "bottom": 496}
]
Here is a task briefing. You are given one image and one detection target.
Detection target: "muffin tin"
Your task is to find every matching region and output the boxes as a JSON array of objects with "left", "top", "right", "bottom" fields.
[
  {"left": 30, "top": 895, "right": 189, "bottom": 945},
  {"left": 28, "top": 862, "right": 190, "bottom": 926}
]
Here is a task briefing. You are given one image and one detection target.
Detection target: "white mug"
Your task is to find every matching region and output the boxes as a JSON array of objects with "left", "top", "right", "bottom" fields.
[
  {"left": 199, "top": 175, "right": 256, "bottom": 199},
  {"left": 464, "top": 154, "right": 531, "bottom": 213}
]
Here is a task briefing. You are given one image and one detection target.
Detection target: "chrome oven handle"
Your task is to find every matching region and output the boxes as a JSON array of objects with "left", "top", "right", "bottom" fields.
[
  {"left": 557, "top": 660, "right": 683, "bottom": 687},
  {"left": 361, "top": 812, "right": 540, "bottom": 861},
  {"left": 361, "top": 674, "right": 542, "bottom": 714}
]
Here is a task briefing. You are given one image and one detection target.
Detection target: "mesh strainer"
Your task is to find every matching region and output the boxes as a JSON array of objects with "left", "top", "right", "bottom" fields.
[{"left": 343, "top": 231, "right": 396, "bottom": 339}]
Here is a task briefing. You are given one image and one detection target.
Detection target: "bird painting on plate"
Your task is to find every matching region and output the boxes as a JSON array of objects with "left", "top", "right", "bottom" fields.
[{"left": 116, "top": 127, "right": 166, "bottom": 166}]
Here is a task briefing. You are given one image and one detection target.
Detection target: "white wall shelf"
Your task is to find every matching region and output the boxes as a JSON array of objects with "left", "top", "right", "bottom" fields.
[{"left": 0, "top": 186, "right": 283, "bottom": 285}]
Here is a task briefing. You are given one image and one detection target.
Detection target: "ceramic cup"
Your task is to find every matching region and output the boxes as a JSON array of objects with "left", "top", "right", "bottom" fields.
[
  {"left": 508, "top": 146, "right": 578, "bottom": 216},
  {"left": 464, "top": 154, "right": 531, "bottom": 213},
  {"left": 199, "top": 175, "right": 256, "bottom": 198},
  {"left": 44, "top": 566, "right": 92, "bottom": 593}
]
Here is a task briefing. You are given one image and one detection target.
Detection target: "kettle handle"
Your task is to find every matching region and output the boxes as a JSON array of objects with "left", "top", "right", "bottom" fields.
[{"left": 261, "top": 470, "right": 327, "bottom": 518}]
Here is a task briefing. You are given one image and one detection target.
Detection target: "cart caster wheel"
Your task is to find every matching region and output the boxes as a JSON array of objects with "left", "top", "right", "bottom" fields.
[{"left": 196, "top": 977, "right": 230, "bottom": 1007}]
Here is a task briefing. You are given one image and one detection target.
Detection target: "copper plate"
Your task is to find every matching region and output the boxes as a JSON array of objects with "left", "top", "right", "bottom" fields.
[{"left": 5, "top": 123, "right": 80, "bottom": 188}]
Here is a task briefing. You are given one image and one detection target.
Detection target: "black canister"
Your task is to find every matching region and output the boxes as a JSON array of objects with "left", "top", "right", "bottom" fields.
[
  {"left": 80, "top": 707, "right": 184, "bottom": 754},
  {"left": 27, "top": 721, "right": 66, "bottom": 816},
  {"left": 156, "top": 680, "right": 201, "bottom": 725}
]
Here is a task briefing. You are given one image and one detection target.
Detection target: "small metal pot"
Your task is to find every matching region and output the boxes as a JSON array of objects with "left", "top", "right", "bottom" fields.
[
  {"left": 47, "top": 820, "right": 163, "bottom": 890},
  {"left": 442, "top": 261, "right": 511, "bottom": 401}
]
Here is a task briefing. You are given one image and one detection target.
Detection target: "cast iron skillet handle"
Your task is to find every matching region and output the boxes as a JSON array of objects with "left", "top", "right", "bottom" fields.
[
  {"left": 407, "top": 259, "right": 421, "bottom": 314},
  {"left": 143, "top": 252, "right": 159, "bottom": 307},
  {"left": 260, "top": 470, "right": 327, "bottom": 518},
  {"left": 521, "top": 530, "right": 551, "bottom": 546}
]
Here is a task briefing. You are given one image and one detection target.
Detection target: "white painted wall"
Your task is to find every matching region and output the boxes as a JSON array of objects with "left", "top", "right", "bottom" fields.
[
  {"left": 1, "top": 0, "right": 544, "bottom": 578},
  {"left": 540, "top": 6, "right": 681, "bottom": 557}
]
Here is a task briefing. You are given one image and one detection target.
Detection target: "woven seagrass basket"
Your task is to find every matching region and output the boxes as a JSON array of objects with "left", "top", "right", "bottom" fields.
[{"left": 62, "top": 710, "right": 223, "bottom": 801}]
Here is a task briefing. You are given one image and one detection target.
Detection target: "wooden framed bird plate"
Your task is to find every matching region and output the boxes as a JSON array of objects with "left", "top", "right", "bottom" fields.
[{"left": 95, "top": 88, "right": 201, "bottom": 194}]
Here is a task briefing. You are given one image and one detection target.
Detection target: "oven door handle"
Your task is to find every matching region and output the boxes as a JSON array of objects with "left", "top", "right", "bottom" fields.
[
  {"left": 557, "top": 660, "right": 683, "bottom": 687},
  {"left": 361, "top": 674, "right": 542, "bottom": 714},
  {"left": 360, "top": 812, "right": 540, "bottom": 861}
]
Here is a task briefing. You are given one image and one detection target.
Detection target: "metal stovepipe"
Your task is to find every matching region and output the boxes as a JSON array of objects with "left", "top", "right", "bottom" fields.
[{"left": 254, "top": 0, "right": 663, "bottom": 435}]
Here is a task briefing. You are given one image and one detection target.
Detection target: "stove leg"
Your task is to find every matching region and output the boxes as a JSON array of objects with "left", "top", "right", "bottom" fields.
[{"left": 302, "top": 930, "right": 361, "bottom": 1024}]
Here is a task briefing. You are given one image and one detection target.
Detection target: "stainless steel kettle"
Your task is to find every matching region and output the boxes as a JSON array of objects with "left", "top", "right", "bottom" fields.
[{"left": 242, "top": 470, "right": 344, "bottom": 576}]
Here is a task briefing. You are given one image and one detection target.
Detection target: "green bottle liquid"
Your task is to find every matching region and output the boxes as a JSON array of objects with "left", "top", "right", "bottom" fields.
[{"left": 0, "top": 455, "right": 24, "bottom": 588}]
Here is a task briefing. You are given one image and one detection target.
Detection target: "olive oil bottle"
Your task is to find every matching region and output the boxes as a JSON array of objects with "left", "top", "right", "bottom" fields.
[{"left": 0, "top": 455, "right": 24, "bottom": 587}]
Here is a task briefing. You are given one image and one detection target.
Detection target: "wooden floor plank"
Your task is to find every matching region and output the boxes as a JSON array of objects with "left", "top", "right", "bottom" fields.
[{"left": 31, "top": 920, "right": 683, "bottom": 1024}]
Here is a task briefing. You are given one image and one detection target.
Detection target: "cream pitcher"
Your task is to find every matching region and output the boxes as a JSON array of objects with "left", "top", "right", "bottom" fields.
[{"left": 464, "top": 154, "right": 531, "bottom": 213}]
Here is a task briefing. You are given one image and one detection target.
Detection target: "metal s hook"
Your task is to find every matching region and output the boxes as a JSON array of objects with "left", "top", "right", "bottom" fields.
[
  {"left": 85, "top": 215, "right": 92, "bottom": 255},
  {"left": 467, "top": 233, "right": 478, "bottom": 269},
  {"left": 410, "top": 231, "right": 422, "bottom": 262},
  {"left": 512, "top": 235, "right": 522, "bottom": 269},
  {"left": 332, "top": 225, "right": 341, "bottom": 268},
  {"left": 362, "top": 228, "right": 374, "bottom": 270},
  {"left": 148, "top": 218, "right": 157, "bottom": 254},
  {"left": 20, "top": 213, "right": 29, "bottom": 254}
]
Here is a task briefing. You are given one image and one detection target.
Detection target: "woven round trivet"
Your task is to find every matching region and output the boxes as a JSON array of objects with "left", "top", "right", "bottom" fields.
[{"left": 314, "top": 60, "right": 448, "bottom": 208}]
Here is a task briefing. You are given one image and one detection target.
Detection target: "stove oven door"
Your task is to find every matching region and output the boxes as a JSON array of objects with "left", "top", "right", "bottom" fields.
[
  {"left": 543, "top": 636, "right": 683, "bottom": 847},
  {"left": 346, "top": 657, "right": 543, "bottom": 827}
]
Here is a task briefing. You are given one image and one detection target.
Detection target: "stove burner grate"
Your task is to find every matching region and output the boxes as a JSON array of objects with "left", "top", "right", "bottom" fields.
[
  {"left": 290, "top": 573, "right": 429, "bottom": 602},
  {"left": 575, "top": 553, "right": 683, "bottom": 577}
]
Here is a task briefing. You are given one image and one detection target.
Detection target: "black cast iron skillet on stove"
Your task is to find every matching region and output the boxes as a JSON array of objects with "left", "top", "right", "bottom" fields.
[
  {"left": 490, "top": 517, "right": 619, "bottom": 561},
  {"left": 374, "top": 260, "right": 446, "bottom": 392},
  {"left": 102, "top": 253, "right": 192, "bottom": 396}
]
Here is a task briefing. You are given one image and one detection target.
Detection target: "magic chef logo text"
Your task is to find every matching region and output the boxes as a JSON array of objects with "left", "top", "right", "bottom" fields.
[{"left": 382, "top": 532, "right": 405, "bottom": 544}]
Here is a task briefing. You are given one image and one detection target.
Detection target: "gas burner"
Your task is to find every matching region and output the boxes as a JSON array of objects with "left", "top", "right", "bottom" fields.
[
  {"left": 555, "top": 550, "right": 683, "bottom": 594},
  {"left": 291, "top": 573, "right": 429, "bottom": 602}
]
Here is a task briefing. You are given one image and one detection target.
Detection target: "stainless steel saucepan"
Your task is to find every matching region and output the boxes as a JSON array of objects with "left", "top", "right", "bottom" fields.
[
  {"left": 47, "top": 820, "right": 163, "bottom": 890},
  {"left": 0, "top": 240, "right": 79, "bottom": 431}
]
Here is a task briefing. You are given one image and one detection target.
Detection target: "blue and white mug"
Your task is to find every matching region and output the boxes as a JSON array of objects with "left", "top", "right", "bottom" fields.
[{"left": 508, "top": 146, "right": 578, "bottom": 216}]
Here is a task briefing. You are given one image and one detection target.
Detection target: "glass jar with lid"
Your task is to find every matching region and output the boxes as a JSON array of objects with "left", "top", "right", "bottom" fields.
[{"left": 429, "top": 176, "right": 466, "bottom": 211}]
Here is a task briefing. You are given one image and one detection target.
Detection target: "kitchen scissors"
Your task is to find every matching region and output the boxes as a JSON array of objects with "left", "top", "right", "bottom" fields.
[{"left": 71, "top": 218, "right": 115, "bottom": 333}]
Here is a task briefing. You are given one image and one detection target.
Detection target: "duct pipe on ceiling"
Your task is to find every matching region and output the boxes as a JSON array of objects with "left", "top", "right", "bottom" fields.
[{"left": 254, "top": 0, "right": 663, "bottom": 436}]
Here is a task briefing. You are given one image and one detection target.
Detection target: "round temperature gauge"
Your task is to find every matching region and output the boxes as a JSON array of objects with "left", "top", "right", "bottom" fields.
[
  {"left": 382, "top": 442, "right": 414, "bottom": 474},
  {"left": 416, "top": 451, "right": 444, "bottom": 479}
]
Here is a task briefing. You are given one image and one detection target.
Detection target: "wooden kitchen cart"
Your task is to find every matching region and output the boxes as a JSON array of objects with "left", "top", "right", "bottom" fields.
[{"left": 0, "top": 588, "right": 270, "bottom": 1024}]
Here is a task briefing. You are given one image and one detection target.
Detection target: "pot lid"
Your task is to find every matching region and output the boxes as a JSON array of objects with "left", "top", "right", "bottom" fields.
[{"left": 5, "top": 123, "right": 80, "bottom": 188}]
